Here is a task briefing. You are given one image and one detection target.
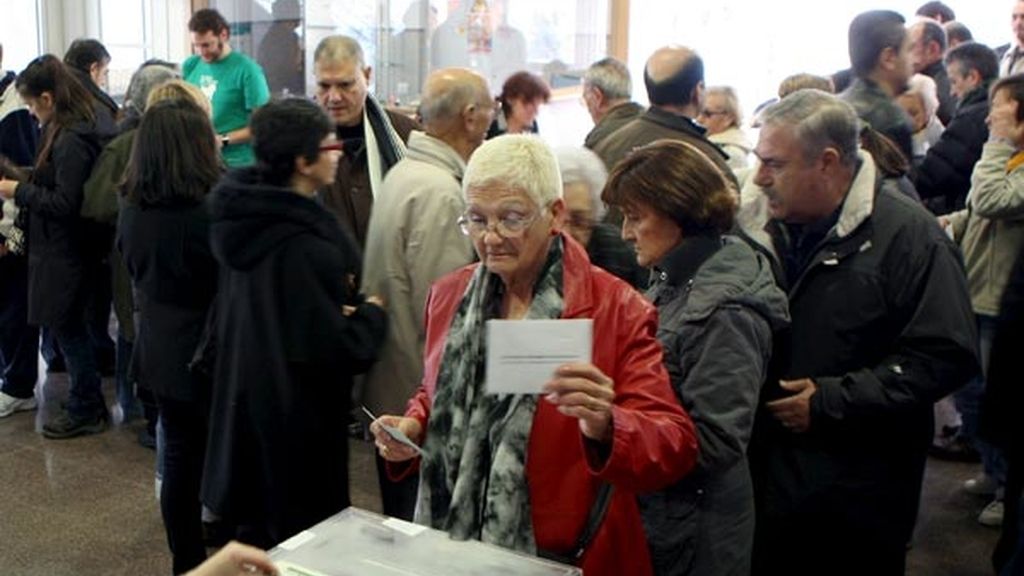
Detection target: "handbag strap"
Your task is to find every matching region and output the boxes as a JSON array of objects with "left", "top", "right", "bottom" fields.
[{"left": 537, "top": 482, "right": 615, "bottom": 565}]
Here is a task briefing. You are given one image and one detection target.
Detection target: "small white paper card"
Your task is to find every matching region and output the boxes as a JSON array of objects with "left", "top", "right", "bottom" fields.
[{"left": 485, "top": 319, "right": 593, "bottom": 394}]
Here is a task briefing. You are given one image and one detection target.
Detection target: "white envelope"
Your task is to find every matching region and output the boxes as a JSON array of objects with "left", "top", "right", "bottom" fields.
[{"left": 485, "top": 319, "right": 593, "bottom": 394}]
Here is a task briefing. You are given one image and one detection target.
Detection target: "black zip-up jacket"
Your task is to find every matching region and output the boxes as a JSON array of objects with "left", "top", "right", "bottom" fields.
[
  {"left": 913, "top": 83, "right": 991, "bottom": 215},
  {"left": 739, "top": 152, "right": 979, "bottom": 573}
]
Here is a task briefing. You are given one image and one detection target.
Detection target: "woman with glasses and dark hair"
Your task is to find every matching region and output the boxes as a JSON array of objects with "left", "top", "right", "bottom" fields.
[
  {"left": 116, "top": 98, "right": 221, "bottom": 574},
  {"left": 203, "top": 98, "right": 386, "bottom": 548},
  {"left": 0, "top": 55, "right": 113, "bottom": 437},
  {"left": 370, "top": 134, "right": 698, "bottom": 575},
  {"left": 603, "top": 139, "right": 789, "bottom": 576}
]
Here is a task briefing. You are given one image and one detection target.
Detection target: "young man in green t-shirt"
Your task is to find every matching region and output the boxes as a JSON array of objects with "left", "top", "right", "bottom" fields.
[{"left": 184, "top": 8, "right": 270, "bottom": 167}]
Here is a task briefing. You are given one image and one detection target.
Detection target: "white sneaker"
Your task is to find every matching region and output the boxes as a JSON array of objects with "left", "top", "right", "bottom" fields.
[
  {"left": 0, "top": 391, "right": 38, "bottom": 418},
  {"left": 963, "top": 474, "right": 998, "bottom": 496},
  {"left": 978, "top": 499, "right": 1004, "bottom": 527}
]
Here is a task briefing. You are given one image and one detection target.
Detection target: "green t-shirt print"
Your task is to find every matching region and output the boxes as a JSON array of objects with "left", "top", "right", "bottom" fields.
[{"left": 184, "top": 52, "right": 270, "bottom": 167}]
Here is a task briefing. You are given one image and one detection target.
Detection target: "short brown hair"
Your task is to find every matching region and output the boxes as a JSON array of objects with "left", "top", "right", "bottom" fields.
[
  {"left": 779, "top": 73, "right": 834, "bottom": 99},
  {"left": 189, "top": 8, "right": 229, "bottom": 35},
  {"left": 500, "top": 71, "right": 550, "bottom": 105},
  {"left": 991, "top": 74, "right": 1024, "bottom": 123},
  {"left": 602, "top": 139, "right": 736, "bottom": 236}
]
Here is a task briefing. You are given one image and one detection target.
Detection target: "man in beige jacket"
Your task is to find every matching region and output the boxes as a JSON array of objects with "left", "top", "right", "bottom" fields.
[{"left": 360, "top": 68, "right": 493, "bottom": 519}]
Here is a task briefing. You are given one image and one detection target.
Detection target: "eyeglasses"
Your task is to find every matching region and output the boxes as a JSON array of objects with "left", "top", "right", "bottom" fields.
[
  {"left": 458, "top": 209, "right": 542, "bottom": 237},
  {"left": 698, "top": 109, "right": 729, "bottom": 118}
]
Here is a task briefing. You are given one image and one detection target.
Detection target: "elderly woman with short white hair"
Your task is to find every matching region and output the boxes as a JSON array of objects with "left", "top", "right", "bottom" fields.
[
  {"left": 372, "top": 135, "right": 698, "bottom": 575},
  {"left": 699, "top": 86, "right": 752, "bottom": 170},
  {"left": 897, "top": 73, "right": 944, "bottom": 162},
  {"left": 556, "top": 146, "right": 647, "bottom": 288}
]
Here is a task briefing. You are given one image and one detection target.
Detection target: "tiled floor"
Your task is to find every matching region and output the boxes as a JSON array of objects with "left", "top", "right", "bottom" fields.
[{"left": 0, "top": 368, "right": 1002, "bottom": 575}]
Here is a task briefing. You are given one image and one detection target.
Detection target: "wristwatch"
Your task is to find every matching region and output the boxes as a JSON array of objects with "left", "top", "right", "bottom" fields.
[{"left": 220, "top": 135, "right": 231, "bottom": 148}]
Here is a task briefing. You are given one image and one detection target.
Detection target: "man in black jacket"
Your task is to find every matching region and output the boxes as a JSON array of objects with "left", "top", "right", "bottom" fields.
[
  {"left": 739, "top": 89, "right": 978, "bottom": 576},
  {"left": 914, "top": 42, "right": 999, "bottom": 215},
  {"left": 909, "top": 19, "right": 955, "bottom": 125}
]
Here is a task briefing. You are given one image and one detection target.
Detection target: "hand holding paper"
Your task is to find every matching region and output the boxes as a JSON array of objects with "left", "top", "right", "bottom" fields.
[
  {"left": 365, "top": 407, "right": 423, "bottom": 462},
  {"left": 542, "top": 362, "right": 616, "bottom": 442}
]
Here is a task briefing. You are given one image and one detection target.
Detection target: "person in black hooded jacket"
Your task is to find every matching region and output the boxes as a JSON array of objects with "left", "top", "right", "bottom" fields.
[
  {"left": 203, "top": 98, "right": 387, "bottom": 548},
  {"left": 0, "top": 55, "right": 116, "bottom": 438}
]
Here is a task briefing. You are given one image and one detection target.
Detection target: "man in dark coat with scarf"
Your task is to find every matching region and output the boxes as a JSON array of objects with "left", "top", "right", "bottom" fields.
[
  {"left": 312, "top": 35, "right": 419, "bottom": 251},
  {"left": 203, "top": 98, "right": 387, "bottom": 548}
]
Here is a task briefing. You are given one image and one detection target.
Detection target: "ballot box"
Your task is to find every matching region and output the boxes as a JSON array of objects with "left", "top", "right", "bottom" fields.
[{"left": 268, "top": 507, "right": 583, "bottom": 576}]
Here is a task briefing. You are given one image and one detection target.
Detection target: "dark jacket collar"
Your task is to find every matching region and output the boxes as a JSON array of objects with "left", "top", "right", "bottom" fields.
[
  {"left": 922, "top": 59, "right": 946, "bottom": 79},
  {"left": 653, "top": 235, "right": 722, "bottom": 287},
  {"left": 210, "top": 167, "right": 360, "bottom": 271},
  {"left": 957, "top": 81, "right": 991, "bottom": 111},
  {"left": 642, "top": 106, "right": 708, "bottom": 139}
]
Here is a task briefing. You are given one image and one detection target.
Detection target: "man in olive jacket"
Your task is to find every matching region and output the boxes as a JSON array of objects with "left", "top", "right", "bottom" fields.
[
  {"left": 593, "top": 45, "right": 736, "bottom": 218},
  {"left": 739, "top": 90, "right": 978, "bottom": 575}
]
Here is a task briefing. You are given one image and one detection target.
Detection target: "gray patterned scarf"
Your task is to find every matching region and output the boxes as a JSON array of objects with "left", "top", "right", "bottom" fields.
[{"left": 416, "top": 239, "right": 565, "bottom": 554}]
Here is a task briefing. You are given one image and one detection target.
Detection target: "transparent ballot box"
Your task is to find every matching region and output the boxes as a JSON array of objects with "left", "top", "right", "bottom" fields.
[{"left": 269, "top": 507, "right": 582, "bottom": 576}]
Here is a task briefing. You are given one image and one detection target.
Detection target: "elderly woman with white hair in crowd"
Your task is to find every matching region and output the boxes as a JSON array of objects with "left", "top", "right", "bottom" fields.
[
  {"left": 699, "top": 86, "right": 752, "bottom": 170},
  {"left": 371, "top": 134, "right": 698, "bottom": 575},
  {"left": 556, "top": 146, "right": 647, "bottom": 288},
  {"left": 897, "top": 73, "right": 945, "bottom": 164}
]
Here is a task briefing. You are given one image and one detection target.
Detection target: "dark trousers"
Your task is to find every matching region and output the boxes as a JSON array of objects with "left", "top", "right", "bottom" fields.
[
  {"left": 374, "top": 452, "right": 419, "bottom": 520},
  {"left": 52, "top": 314, "right": 105, "bottom": 419},
  {"left": 996, "top": 449, "right": 1023, "bottom": 574},
  {"left": 0, "top": 254, "right": 38, "bottom": 398},
  {"left": 85, "top": 258, "right": 116, "bottom": 372},
  {"left": 156, "top": 391, "right": 210, "bottom": 575},
  {"left": 39, "top": 263, "right": 116, "bottom": 374}
]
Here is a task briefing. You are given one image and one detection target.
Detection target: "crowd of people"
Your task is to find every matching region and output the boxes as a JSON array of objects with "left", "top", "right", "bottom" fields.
[{"left": 1, "top": 2, "right": 1023, "bottom": 575}]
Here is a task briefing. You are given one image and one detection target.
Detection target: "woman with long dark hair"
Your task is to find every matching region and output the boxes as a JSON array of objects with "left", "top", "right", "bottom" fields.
[
  {"left": 117, "top": 98, "right": 221, "bottom": 574},
  {"left": 0, "top": 55, "right": 111, "bottom": 438}
]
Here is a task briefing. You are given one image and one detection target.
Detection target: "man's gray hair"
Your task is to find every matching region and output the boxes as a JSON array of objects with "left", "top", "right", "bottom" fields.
[
  {"left": 314, "top": 35, "right": 365, "bottom": 68},
  {"left": 555, "top": 147, "right": 608, "bottom": 221},
  {"left": 761, "top": 89, "right": 861, "bottom": 168},
  {"left": 584, "top": 57, "right": 632, "bottom": 101},
  {"left": 464, "top": 135, "right": 563, "bottom": 208}
]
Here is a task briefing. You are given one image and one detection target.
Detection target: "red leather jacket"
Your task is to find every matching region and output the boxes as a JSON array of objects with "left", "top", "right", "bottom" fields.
[{"left": 404, "top": 234, "right": 699, "bottom": 575}]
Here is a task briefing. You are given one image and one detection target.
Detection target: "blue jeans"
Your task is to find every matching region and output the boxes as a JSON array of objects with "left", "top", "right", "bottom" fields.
[
  {"left": 956, "top": 314, "right": 1008, "bottom": 489},
  {"left": 51, "top": 317, "right": 105, "bottom": 419}
]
